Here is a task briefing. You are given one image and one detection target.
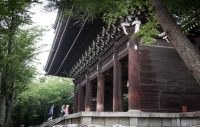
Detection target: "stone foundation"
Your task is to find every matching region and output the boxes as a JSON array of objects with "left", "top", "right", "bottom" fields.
[{"left": 39, "top": 111, "right": 200, "bottom": 127}]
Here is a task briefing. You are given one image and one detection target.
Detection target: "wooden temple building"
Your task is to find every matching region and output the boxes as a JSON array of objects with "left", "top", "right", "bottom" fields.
[{"left": 43, "top": 9, "right": 200, "bottom": 127}]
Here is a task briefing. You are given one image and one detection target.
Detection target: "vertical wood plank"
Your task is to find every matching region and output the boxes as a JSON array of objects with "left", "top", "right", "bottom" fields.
[
  {"left": 96, "top": 59, "right": 105, "bottom": 112},
  {"left": 119, "top": 61, "right": 122, "bottom": 110},
  {"left": 113, "top": 43, "right": 123, "bottom": 111},
  {"left": 159, "top": 91, "right": 163, "bottom": 110},
  {"left": 128, "top": 26, "right": 140, "bottom": 110},
  {"left": 78, "top": 81, "right": 83, "bottom": 112},
  {"left": 181, "top": 92, "right": 185, "bottom": 106},
  {"left": 73, "top": 82, "right": 78, "bottom": 113},
  {"left": 85, "top": 70, "right": 93, "bottom": 111}
]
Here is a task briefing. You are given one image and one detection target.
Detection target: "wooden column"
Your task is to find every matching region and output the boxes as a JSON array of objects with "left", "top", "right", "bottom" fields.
[
  {"left": 85, "top": 70, "right": 93, "bottom": 111},
  {"left": 96, "top": 59, "right": 105, "bottom": 112},
  {"left": 78, "top": 80, "right": 83, "bottom": 112},
  {"left": 73, "top": 82, "right": 78, "bottom": 113},
  {"left": 113, "top": 43, "right": 123, "bottom": 111},
  {"left": 128, "top": 26, "right": 140, "bottom": 110}
]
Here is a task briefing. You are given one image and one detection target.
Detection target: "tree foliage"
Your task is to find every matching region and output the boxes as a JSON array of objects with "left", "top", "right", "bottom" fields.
[
  {"left": 1, "top": 26, "right": 46, "bottom": 87},
  {"left": 0, "top": 0, "right": 45, "bottom": 126},
  {"left": 164, "top": 0, "right": 200, "bottom": 34},
  {"left": 12, "top": 76, "right": 73, "bottom": 126},
  {"left": 0, "top": 25, "right": 47, "bottom": 127},
  {"left": 44, "top": 0, "right": 200, "bottom": 43},
  {"left": 43, "top": 0, "right": 200, "bottom": 86}
]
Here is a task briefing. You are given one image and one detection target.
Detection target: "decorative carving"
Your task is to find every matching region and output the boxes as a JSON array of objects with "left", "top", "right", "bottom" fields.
[{"left": 68, "top": 17, "right": 127, "bottom": 77}]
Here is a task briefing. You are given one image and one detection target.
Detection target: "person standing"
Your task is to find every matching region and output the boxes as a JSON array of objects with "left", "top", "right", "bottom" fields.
[
  {"left": 60, "top": 105, "right": 65, "bottom": 117},
  {"left": 47, "top": 105, "right": 54, "bottom": 121},
  {"left": 64, "top": 105, "right": 69, "bottom": 116}
]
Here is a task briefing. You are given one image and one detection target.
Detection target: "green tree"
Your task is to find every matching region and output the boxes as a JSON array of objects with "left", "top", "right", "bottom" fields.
[
  {"left": 0, "top": 10, "right": 45, "bottom": 127},
  {"left": 12, "top": 76, "right": 73, "bottom": 126},
  {"left": 0, "top": 25, "right": 46, "bottom": 127},
  {"left": 44, "top": 0, "right": 200, "bottom": 85},
  {"left": 0, "top": 0, "right": 44, "bottom": 126}
]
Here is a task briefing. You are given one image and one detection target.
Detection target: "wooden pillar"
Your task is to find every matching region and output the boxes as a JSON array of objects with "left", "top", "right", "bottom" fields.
[
  {"left": 113, "top": 43, "right": 123, "bottom": 111},
  {"left": 73, "top": 82, "right": 78, "bottom": 113},
  {"left": 78, "top": 79, "right": 83, "bottom": 112},
  {"left": 85, "top": 70, "right": 93, "bottom": 111},
  {"left": 128, "top": 26, "right": 140, "bottom": 110},
  {"left": 96, "top": 59, "right": 105, "bottom": 112}
]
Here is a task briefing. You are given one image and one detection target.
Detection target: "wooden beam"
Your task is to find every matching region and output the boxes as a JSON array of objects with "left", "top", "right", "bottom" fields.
[
  {"left": 96, "top": 59, "right": 105, "bottom": 112},
  {"left": 128, "top": 27, "right": 140, "bottom": 110},
  {"left": 73, "top": 82, "right": 78, "bottom": 113},
  {"left": 85, "top": 70, "right": 93, "bottom": 111},
  {"left": 113, "top": 43, "right": 123, "bottom": 111},
  {"left": 78, "top": 77, "right": 83, "bottom": 112}
]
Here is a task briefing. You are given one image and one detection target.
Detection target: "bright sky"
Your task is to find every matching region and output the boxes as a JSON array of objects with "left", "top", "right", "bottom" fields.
[{"left": 30, "top": 3, "right": 57, "bottom": 74}]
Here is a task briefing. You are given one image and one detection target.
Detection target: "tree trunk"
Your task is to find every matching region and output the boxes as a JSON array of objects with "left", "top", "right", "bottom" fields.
[
  {"left": 0, "top": 95, "right": 6, "bottom": 127},
  {"left": 2, "top": 7, "right": 15, "bottom": 127},
  {"left": 0, "top": 73, "right": 6, "bottom": 127},
  {"left": 5, "top": 93, "right": 13, "bottom": 127},
  {"left": 149, "top": 0, "right": 200, "bottom": 85},
  {"left": 18, "top": 112, "right": 21, "bottom": 127},
  {"left": 0, "top": 73, "right": 1, "bottom": 93},
  {"left": 13, "top": 107, "right": 21, "bottom": 127},
  {"left": 24, "top": 114, "right": 29, "bottom": 127}
]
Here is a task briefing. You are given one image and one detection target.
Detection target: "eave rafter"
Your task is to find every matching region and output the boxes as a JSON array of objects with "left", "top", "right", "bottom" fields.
[
  {"left": 66, "top": 22, "right": 121, "bottom": 78},
  {"left": 65, "top": 8, "right": 142, "bottom": 78}
]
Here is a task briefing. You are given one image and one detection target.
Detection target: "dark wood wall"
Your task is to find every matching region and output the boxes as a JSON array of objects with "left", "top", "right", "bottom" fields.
[
  {"left": 139, "top": 39, "right": 200, "bottom": 112},
  {"left": 76, "top": 33, "right": 200, "bottom": 112}
]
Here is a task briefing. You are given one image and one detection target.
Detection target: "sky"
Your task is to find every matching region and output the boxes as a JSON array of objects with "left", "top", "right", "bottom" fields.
[{"left": 30, "top": 3, "right": 57, "bottom": 74}]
